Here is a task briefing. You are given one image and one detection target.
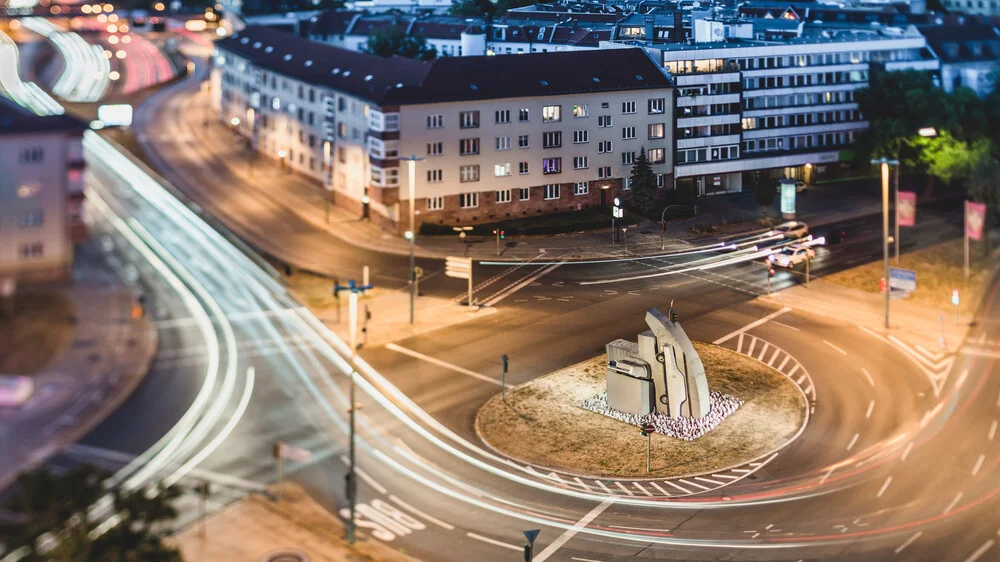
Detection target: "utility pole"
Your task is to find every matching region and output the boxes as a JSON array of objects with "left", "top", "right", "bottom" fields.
[
  {"left": 894, "top": 163, "right": 900, "bottom": 265},
  {"left": 872, "top": 158, "right": 898, "bottom": 330},
  {"left": 404, "top": 155, "right": 424, "bottom": 325},
  {"left": 501, "top": 354, "right": 509, "bottom": 404}
]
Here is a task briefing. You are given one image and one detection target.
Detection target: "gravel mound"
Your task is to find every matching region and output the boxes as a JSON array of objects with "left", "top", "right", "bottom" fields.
[{"left": 578, "top": 391, "right": 742, "bottom": 441}]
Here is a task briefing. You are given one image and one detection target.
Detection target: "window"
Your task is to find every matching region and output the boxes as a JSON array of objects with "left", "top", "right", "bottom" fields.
[
  {"left": 427, "top": 142, "right": 443, "bottom": 156},
  {"left": 338, "top": 122, "right": 347, "bottom": 138},
  {"left": 427, "top": 196, "right": 444, "bottom": 211},
  {"left": 495, "top": 163, "right": 512, "bottom": 177},
  {"left": 598, "top": 115, "right": 612, "bottom": 128},
  {"left": 542, "top": 157, "right": 562, "bottom": 174},
  {"left": 542, "top": 131, "right": 562, "bottom": 148},
  {"left": 496, "top": 189, "right": 512, "bottom": 203},
  {"left": 496, "top": 136, "right": 511, "bottom": 150},
  {"left": 572, "top": 104, "right": 589, "bottom": 118},
  {"left": 19, "top": 242, "right": 43, "bottom": 259},
  {"left": 598, "top": 140, "right": 613, "bottom": 153},
  {"left": 518, "top": 135, "right": 530, "bottom": 148},
  {"left": 17, "top": 183, "right": 40, "bottom": 198},
  {"left": 573, "top": 130, "right": 589, "bottom": 144},
  {"left": 19, "top": 211, "right": 43, "bottom": 227},
  {"left": 573, "top": 156, "right": 589, "bottom": 169},
  {"left": 460, "top": 138, "right": 480, "bottom": 155},
  {"left": 495, "top": 109, "right": 511, "bottom": 124},
  {"left": 518, "top": 161, "right": 529, "bottom": 174},
  {"left": 622, "top": 127, "right": 636, "bottom": 140},
  {"left": 427, "top": 169, "right": 443, "bottom": 182},
  {"left": 648, "top": 123, "right": 665, "bottom": 139},
  {"left": 384, "top": 113, "right": 399, "bottom": 131},
  {"left": 427, "top": 114, "right": 443, "bottom": 129},
  {"left": 623, "top": 178, "right": 632, "bottom": 191},
  {"left": 621, "top": 101, "right": 636, "bottom": 114},
  {"left": 460, "top": 165, "right": 480, "bottom": 182},
  {"left": 648, "top": 148, "right": 665, "bottom": 164},
  {"left": 519, "top": 187, "right": 530, "bottom": 201},
  {"left": 598, "top": 166, "right": 613, "bottom": 179},
  {"left": 460, "top": 111, "right": 480, "bottom": 129},
  {"left": 622, "top": 151, "right": 635, "bottom": 165},
  {"left": 543, "top": 184, "right": 560, "bottom": 200},
  {"left": 573, "top": 182, "right": 589, "bottom": 195},
  {"left": 460, "top": 192, "right": 479, "bottom": 208},
  {"left": 542, "top": 105, "right": 561, "bottom": 122},
  {"left": 657, "top": 174, "right": 666, "bottom": 188},
  {"left": 518, "top": 108, "right": 530, "bottom": 122},
  {"left": 648, "top": 98, "right": 665, "bottom": 114}
]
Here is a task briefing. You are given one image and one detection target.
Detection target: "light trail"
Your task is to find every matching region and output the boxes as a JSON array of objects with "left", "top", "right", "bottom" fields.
[
  {"left": 0, "top": 28, "right": 64, "bottom": 114},
  {"left": 21, "top": 17, "right": 109, "bottom": 102}
]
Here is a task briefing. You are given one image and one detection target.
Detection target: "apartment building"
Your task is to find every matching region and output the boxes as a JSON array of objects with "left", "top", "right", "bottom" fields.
[
  {"left": 0, "top": 97, "right": 87, "bottom": 283},
  {"left": 213, "top": 25, "right": 673, "bottom": 234},
  {"left": 920, "top": 21, "right": 1000, "bottom": 95}
]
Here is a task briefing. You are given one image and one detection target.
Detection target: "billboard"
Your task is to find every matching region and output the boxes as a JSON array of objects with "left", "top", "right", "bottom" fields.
[{"left": 897, "top": 191, "right": 917, "bottom": 227}]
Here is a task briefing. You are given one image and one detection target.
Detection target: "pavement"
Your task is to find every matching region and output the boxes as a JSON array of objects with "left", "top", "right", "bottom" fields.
[
  {"left": 171, "top": 483, "right": 420, "bottom": 562},
  {"left": 0, "top": 241, "right": 157, "bottom": 489}
]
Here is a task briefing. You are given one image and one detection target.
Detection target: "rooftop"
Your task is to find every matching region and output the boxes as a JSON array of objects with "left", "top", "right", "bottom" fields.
[{"left": 0, "top": 96, "right": 87, "bottom": 136}]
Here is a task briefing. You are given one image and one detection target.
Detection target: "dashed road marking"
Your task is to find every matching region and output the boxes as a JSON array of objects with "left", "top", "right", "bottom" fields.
[
  {"left": 467, "top": 532, "right": 522, "bottom": 552},
  {"left": 772, "top": 321, "right": 799, "bottom": 331},
  {"left": 862, "top": 368, "right": 875, "bottom": 386},
  {"left": 767, "top": 348, "right": 781, "bottom": 366},
  {"left": 389, "top": 495, "right": 455, "bottom": 530},
  {"left": 820, "top": 467, "right": 835, "bottom": 484},
  {"left": 757, "top": 341, "right": 770, "bottom": 361},
  {"left": 573, "top": 477, "right": 592, "bottom": 491},
  {"left": 695, "top": 476, "right": 725, "bottom": 487},
  {"left": 747, "top": 337, "right": 758, "bottom": 357},
  {"left": 649, "top": 482, "right": 670, "bottom": 496},
  {"left": 823, "top": 340, "right": 848, "bottom": 355},
  {"left": 595, "top": 480, "right": 614, "bottom": 494},
  {"left": 877, "top": 476, "right": 893, "bottom": 498},
  {"left": 680, "top": 478, "right": 710, "bottom": 491},
  {"left": 663, "top": 479, "right": 692, "bottom": 494},
  {"left": 777, "top": 355, "right": 791, "bottom": 371},
  {"left": 866, "top": 400, "right": 875, "bottom": 419},
  {"left": 614, "top": 482, "right": 635, "bottom": 496},
  {"left": 901, "top": 442, "right": 914, "bottom": 461},
  {"left": 633, "top": 482, "right": 653, "bottom": 496},
  {"left": 385, "top": 343, "right": 500, "bottom": 386},
  {"left": 895, "top": 531, "right": 922, "bottom": 554},
  {"left": 944, "top": 492, "right": 963, "bottom": 514},
  {"left": 787, "top": 363, "right": 801, "bottom": 378},
  {"left": 963, "top": 540, "right": 995, "bottom": 562},
  {"left": 713, "top": 308, "right": 790, "bottom": 345},
  {"left": 989, "top": 420, "right": 997, "bottom": 441},
  {"left": 972, "top": 454, "right": 985, "bottom": 476},
  {"left": 846, "top": 433, "right": 860, "bottom": 451}
]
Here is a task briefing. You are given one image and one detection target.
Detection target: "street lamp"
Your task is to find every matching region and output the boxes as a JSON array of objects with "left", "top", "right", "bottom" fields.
[
  {"left": 229, "top": 116, "right": 240, "bottom": 127},
  {"left": 872, "top": 158, "right": 898, "bottom": 330},
  {"left": 404, "top": 155, "right": 424, "bottom": 325},
  {"left": 918, "top": 127, "right": 938, "bottom": 138}
]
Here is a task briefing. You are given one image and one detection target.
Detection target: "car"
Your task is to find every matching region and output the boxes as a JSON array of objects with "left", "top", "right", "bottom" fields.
[
  {"left": 768, "top": 244, "right": 816, "bottom": 268},
  {"left": 773, "top": 221, "right": 809, "bottom": 239},
  {"left": 794, "top": 180, "right": 808, "bottom": 193}
]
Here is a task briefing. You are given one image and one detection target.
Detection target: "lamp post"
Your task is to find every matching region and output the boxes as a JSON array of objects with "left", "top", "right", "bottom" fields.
[
  {"left": 872, "top": 158, "right": 898, "bottom": 330},
  {"left": 404, "top": 155, "right": 424, "bottom": 325}
]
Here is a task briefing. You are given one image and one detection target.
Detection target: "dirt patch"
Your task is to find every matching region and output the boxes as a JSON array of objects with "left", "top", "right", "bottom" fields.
[
  {"left": 475, "top": 342, "right": 807, "bottom": 479},
  {"left": 0, "top": 292, "right": 75, "bottom": 375},
  {"left": 823, "top": 239, "right": 990, "bottom": 314}
]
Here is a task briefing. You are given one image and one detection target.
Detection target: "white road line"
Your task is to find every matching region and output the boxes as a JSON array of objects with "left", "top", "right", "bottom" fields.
[
  {"left": 787, "top": 363, "right": 801, "bottom": 377},
  {"left": 895, "top": 531, "right": 922, "bottom": 554},
  {"left": 649, "top": 482, "right": 670, "bottom": 496},
  {"left": 777, "top": 355, "right": 791, "bottom": 371},
  {"left": 663, "top": 479, "right": 692, "bottom": 494},
  {"left": 877, "top": 476, "right": 893, "bottom": 498},
  {"left": 972, "top": 454, "right": 985, "bottom": 476},
  {"left": 482, "top": 262, "right": 563, "bottom": 307},
  {"left": 747, "top": 336, "right": 758, "bottom": 357},
  {"left": 571, "top": 557, "right": 603, "bottom": 562},
  {"left": 846, "top": 433, "right": 860, "bottom": 451},
  {"left": 595, "top": 480, "right": 614, "bottom": 495},
  {"left": 713, "top": 474, "right": 740, "bottom": 481},
  {"left": 466, "top": 532, "right": 522, "bottom": 552},
  {"left": 385, "top": 343, "right": 500, "bottom": 386},
  {"left": 944, "top": 492, "right": 963, "bottom": 514},
  {"left": 614, "top": 482, "right": 635, "bottom": 496},
  {"left": 633, "top": 482, "right": 653, "bottom": 496},
  {"left": 772, "top": 321, "right": 800, "bottom": 331},
  {"left": 823, "top": 340, "right": 848, "bottom": 355},
  {"left": 989, "top": 420, "right": 997, "bottom": 441},
  {"left": 737, "top": 332, "right": 745, "bottom": 353},
  {"left": 866, "top": 401, "right": 875, "bottom": 419},
  {"left": 713, "top": 308, "right": 791, "bottom": 344},
  {"left": 820, "top": 467, "right": 835, "bottom": 484},
  {"left": 695, "top": 476, "right": 725, "bottom": 486},
  {"left": 534, "top": 499, "right": 616, "bottom": 562},
  {"left": 573, "top": 477, "right": 592, "bottom": 491},
  {"left": 680, "top": 478, "right": 711, "bottom": 491},
  {"left": 862, "top": 368, "right": 875, "bottom": 386},
  {"left": 901, "top": 442, "right": 914, "bottom": 461},
  {"left": 757, "top": 342, "right": 770, "bottom": 361},
  {"left": 767, "top": 348, "right": 781, "bottom": 366},
  {"left": 388, "top": 495, "right": 455, "bottom": 530},
  {"left": 796, "top": 374, "right": 807, "bottom": 385},
  {"left": 963, "top": 540, "right": 995, "bottom": 562}
]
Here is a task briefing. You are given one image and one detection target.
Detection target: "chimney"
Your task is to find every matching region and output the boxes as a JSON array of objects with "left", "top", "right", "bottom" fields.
[
  {"left": 673, "top": 11, "right": 684, "bottom": 42},
  {"left": 644, "top": 16, "right": 655, "bottom": 41}
]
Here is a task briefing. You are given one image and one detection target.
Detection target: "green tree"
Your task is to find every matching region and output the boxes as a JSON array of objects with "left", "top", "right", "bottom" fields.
[
  {"left": 363, "top": 26, "right": 437, "bottom": 61},
  {"left": 0, "top": 466, "right": 182, "bottom": 562},
  {"left": 913, "top": 130, "right": 974, "bottom": 184},
  {"left": 628, "top": 147, "right": 657, "bottom": 217},
  {"left": 754, "top": 181, "right": 778, "bottom": 217},
  {"left": 854, "top": 70, "right": 953, "bottom": 161}
]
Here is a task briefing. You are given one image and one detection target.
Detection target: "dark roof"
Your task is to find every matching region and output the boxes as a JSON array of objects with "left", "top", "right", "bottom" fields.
[
  {"left": 219, "top": 26, "right": 671, "bottom": 106},
  {"left": 0, "top": 97, "right": 87, "bottom": 136},
  {"left": 920, "top": 24, "right": 1000, "bottom": 62},
  {"left": 310, "top": 9, "right": 363, "bottom": 36}
]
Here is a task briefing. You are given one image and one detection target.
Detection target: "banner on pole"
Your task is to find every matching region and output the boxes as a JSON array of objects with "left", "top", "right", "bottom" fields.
[
  {"left": 897, "top": 191, "right": 917, "bottom": 227},
  {"left": 967, "top": 201, "right": 987, "bottom": 241}
]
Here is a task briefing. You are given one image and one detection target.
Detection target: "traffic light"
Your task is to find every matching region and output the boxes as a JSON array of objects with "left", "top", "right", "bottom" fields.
[
  {"left": 768, "top": 268, "right": 776, "bottom": 278},
  {"left": 493, "top": 229, "right": 498, "bottom": 236},
  {"left": 500, "top": 230, "right": 505, "bottom": 240}
]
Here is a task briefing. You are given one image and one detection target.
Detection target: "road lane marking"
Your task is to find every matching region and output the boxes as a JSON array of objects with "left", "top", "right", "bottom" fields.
[
  {"left": 823, "top": 340, "right": 848, "bottom": 355},
  {"left": 772, "top": 321, "right": 799, "bottom": 331},
  {"left": 737, "top": 332, "right": 745, "bottom": 353},
  {"left": 573, "top": 477, "right": 592, "bottom": 492},
  {"left": 649, "top": 482, "right": 670, "bottom": 496},
  {"left": 385, "top": 343, "right": 500, "bottom": 386},
  {"left": 680, "top": 478, "right": 710, "bottom": 491},
  {"left": 787, "top": 363, "right": 801, "bottom": 377},
  {"left": 389, "top": 495, "right": 454, "bottom": 530},
  {"left": 963, "top": 540, "right": 995, "bottom": 562},
  {"left": 633, "top": 483, "right": 653, "bottom": 496},
  {"left": 467, "top": 532, "right": 521, "bottom": 552},
  {"left": 767, "top": 348, "right": 781, "bottom": 366},
  {"left": 482, "top": 262, "right": 564, "bottom": 307},
  {"left": 777, "top": 355, "right": 791, "bottom": 371},
  {"left": 944, "top": 492, "right": 963, "bottom": 514},
  {"left": 895, "top": 531, "right": 922, "bottom": 554},
  {"left": 820, "top": 467, "right": 835, "bottom": 484},
  {"left": 757, "top": 342, "right": 770, "bottom": 361},
  {"left": 571, "top": 558, "right": 603, "bottom": 562},
  {"left": 866, "top": 401, "right": 875, "bottom": 419},
  {"left": 972, "top": 454, "right": 985, "bottom": 476},
  {"left": 876, "top": 476, "right": 893, "bottom": 498},
  {"left": 901, "top": 442, "right": 914, "bottom": 461},
  {"left": 862, "top": 368, "right": 875, "bottom": 386},
  {"left": 989, "top": 420, "right": 997, "bottom": 441},
  {"left": 713, "top": 308, "right": 791, "bottom": 344},
  {"left": 534, "top": 498, "right": 616, "bottom": 562},
  {"left": 595, "top": 480, "right": 614, "bottom": 494},
  {"left": 846, "top": 433, "right": 860, "bottom": 451},
  {"left": 614, "top": 482, "right": 635, "bottom": 496},
  {"left": 663, "top": 479, "right": 692, "bottom": 494},
  {"left": 695, "top": 476, "right": 724, "bottom": 486},
  {"left": 747, "top": 337, "right": 758, "bottom": 357}
]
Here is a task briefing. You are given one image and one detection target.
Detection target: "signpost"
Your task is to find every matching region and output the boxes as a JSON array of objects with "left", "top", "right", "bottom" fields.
[
  {"left": 612, "top": 198, "right": 622, "bottom": 245},
  {"left": 889, "top": 267, "right": 917, "bottom": 298},
  {"left": 640, "top": 422, "right": 655, "bottom": 473},
  {"left": 523, "top": 529, "right": 541, "bottom": 561},
  {"left": 965, "top": 201, "right": 987, "bottom": 280},
  {"left": 445, "top": 256, "right": 474, "bottom": 306},
  {"left": 952, "top": 289, "right": 960, "bottom": 326},
  {"left": 501, "top": 354, "right": 509, "bottom": 404},
  {"left": 273, "top": 441, "right": 313, "bottom": 501}
]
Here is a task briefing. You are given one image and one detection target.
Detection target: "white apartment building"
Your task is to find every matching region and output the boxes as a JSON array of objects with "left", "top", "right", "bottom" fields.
[
  {"left": 213, "top": 26, "right": 674, "bottom": 234},
  {"left": 0, "top": 97, "right": 87, "bottom": 283},
  {"left": 616, "top": 17, "right": 938, "bottom": 195}
]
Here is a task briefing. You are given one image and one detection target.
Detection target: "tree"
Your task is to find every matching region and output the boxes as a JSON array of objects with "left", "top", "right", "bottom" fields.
[
  {"left": 914, "top": 130, "right": 974, "bottom": 185},
  {"left": 449, "top": 0, "right": 495, "bottom": 17},
  {"left": 363, "top": 26, "right": 437, "bottom": 61},
  {"left": 854, "top": 70, "right": 953, "bottom": 161},
  {"left": 754, "top": 181, "right": 778, "bottom": 217},
  {"left": 0, "top": 465, "right": 182, "bottom": 562},
  {"left": 628, "top": 147, "right": 657, "bottom": 217}
]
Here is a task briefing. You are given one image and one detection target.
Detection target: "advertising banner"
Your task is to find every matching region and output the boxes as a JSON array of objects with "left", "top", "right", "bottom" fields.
[
  {"left": 897, "top": 191, "right": 917, "bottom": 227},
  {"left": 967, "top": 201, "right": 987, "bottom": 241}
]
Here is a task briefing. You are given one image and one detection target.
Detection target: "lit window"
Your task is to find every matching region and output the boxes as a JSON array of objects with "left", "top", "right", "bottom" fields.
[
  {"left": 542, "top": 158, "right": 562, "bottom": 174},
  {"left": 648, "top": 123, "right": 665, "bottom": 139},
  {"left": 648, "top": 148, "right": 665, "bottom": 164},
  {"left": 494, "top": 163, "right": 512, "bottom": 177},
  {"left": 542, "top": 105, "right": 561, "bottom": 122},
  {"left": 572, "top": 104, "right": 589, "bottom": 118},
  {"left": 460, "top": 165, "right": 480, "bottom": 182},
  {"left": 573, "top": 182, "right": 589, "bottom": 195}
]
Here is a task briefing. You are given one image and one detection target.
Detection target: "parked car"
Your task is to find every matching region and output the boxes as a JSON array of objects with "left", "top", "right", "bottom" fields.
[
  {"left": 773, "top": 221, "right": 809, "bottom": 239},
  {"left": 794, "top": 180, "right": 808, "bottom": 193},
  {"left": 768, "top": 244, "right": 816, "bottom": 268}
]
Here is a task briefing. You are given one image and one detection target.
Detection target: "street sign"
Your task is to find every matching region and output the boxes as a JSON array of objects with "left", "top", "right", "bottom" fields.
[
  {"left": 523, "top": 529, "right": 540, "bottom": 545},
  {"left": 445, "top": 256, "right": 472, "bottom": 280},
  {"left": 889, "top": 267, "right": 917, "bottom": 293},
  {"left": 643, "top": 423, "right": 655, "bottom": 433},
  {"left": 274, "top": 442, "right": 312, "bottom": 463}
]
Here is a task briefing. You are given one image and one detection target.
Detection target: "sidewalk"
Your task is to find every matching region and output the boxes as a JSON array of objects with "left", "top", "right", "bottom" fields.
[
  {"left": 171, "top": 483, "right": 421, "bottom": 562},
  {"left": 0, "top": 244, "right": 157, "bottom": 489}
]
